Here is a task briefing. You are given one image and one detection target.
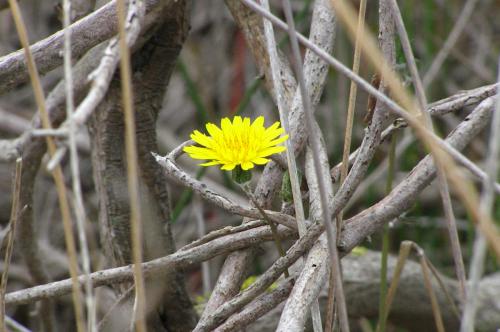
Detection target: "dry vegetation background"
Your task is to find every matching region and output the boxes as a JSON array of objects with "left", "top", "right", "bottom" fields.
[{"left": 0, "top": 0, "right": 499, "bottom": 331}]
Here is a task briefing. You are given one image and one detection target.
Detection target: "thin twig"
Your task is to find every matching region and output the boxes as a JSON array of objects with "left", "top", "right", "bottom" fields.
[
  {"left": 154, "top": 153, "right": 299, "bottom": 230},
  {"left": 423, "top": 0, "right": 480, "bottom": 88},
  {"left": 180, "top": 220, "right": 266, "bottom": 252},
  {"left": 215, "top": 278, "right": 294, "bottom": 332},
  {"left": 62, "top": 0, "right": 96, "bottom": 329},
  {"left": 330, "top": 83, "right": 500, "bottom": 193},
  {"left": 4, "top": 316, "right": 31, "bottom": 332},
  {"left": 7, "top": 0, "right": 85, "bottom": 330},
  {"left": 280, "top": 0, "right": 349, "bottom": 331},
  {"left": 97, "top": 286, "right": 135, "bottom": 330},
  {"left": 260, "top": 0, "right": 320, "bottom": 327},
  {"left": 341, "top": 97, "right": 495, "bottom": 256},
  {"left": 116, "top": 0, "right": 146, "bottom": 330}
]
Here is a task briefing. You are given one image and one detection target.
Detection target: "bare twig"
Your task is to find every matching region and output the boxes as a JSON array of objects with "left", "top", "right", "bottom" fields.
[
  {"left": 330, "top": 83, "right": 500, "bottom": 194},
  {"left": 4, "top": 99, "right": 493, "bottom": 317},
  {"left": 5, "top": 224, "right": 297, "bottom": 305},
  {"left": 153, "top": 153, "right": 299, "bottom": 230},
  {"left": 193, "top": 224, "right": 324, "bottom": 332},
  {"left": 214, "top": 278, "right": 294, "bottom": 332},
  {"left": 4, "top": 316, "right": 31, "bottom": 332},
  {"left": 259, "top": 0, "right": 323, "bottom": 328},
  {"left": 180, "top": 220, "right": 266, "bottom": 252},
  {"left": 46, "top": 0, "right": 147, "bottom": 171},
  {"left": 277, "top": 121, "right": 338, "bottom": 332},
  {"left": 241, "top": 183, "right": 289, "bottom": 277}
]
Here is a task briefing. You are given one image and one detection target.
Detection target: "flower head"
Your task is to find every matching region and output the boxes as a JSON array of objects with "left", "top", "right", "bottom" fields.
[{"left": 183, "top": 116, "right": 289, "bottom": 171}]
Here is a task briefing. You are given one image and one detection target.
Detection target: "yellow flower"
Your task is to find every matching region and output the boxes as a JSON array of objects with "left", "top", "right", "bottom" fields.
[{"left": 184, "top": 116, "right": 289, "bottom": 171}]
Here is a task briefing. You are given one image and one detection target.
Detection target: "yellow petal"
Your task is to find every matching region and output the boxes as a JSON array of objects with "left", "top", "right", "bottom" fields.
[
  {"left": 233, "top": 116, "right": 243, "bottom": 127},
  {"left": 221, "top": 118, "right": 232, "bottom": 134},
  {"left": 264, "top": 126, "right": 284, "bottom": 141},
  {"left": 191, "top": 130, "right": 213, "bottom": 148},
  {"left": 252, "top": 157, "right": 269, "bottom": 165},
  {"left": 206, "top": 123, "right": 223, "bottom": 141},
  {"left": 258, "top": 146, "right": 286, "bottom": 157},
  {"left": 241, "top": 161, "right": 254, "bottom": 170},
  {"left": 264, "top": 134, "right": 289, "bottom": 147},
  {"left": 200, "top": 161, "right": 220, "bottom": 166},
  {"left": 221, "top": 163, "right": 237, "bottom": 171},
  {"left": 184, "top": 146, "right": 218, "bottom": 160},
  {"left": 251, "top": 116, "right": 265, "bottom": 129}
]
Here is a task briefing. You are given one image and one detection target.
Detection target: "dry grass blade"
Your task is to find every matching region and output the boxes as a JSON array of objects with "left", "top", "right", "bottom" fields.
[
  {"left": 460, "top": 58, "right": 500, "bottom": 332},
  {"left": 6, "top": 1, "right": 85, "bottom": 330},
  {"left": 376, "top": 240, "right": 411, "bottom": 332},
  {"left": 116, "top": 0, "right": 146, "bottom": 330},
  {"left": 0, "top": 158, "right": 22, "bottom": 329},
  {"left": 425, "top": 258, "right": 461, "bottom": 319},
  {"left": 338, "top": 0, "right": 366, "bottom": 223},
  {"left": 379, "top": 241, "right": 459, "bottom": 332},
  {"left": 418, "top": 250, "right": 445, "bottom": 332},
  {"left": 329, "top": 2, "right": 366, "bottom": 329},
  {"left": 326, "top": 0, "right": 500, "bottom": 260},
  {"left": 388, "top": 0, "right": 467, "bottom": 301}
]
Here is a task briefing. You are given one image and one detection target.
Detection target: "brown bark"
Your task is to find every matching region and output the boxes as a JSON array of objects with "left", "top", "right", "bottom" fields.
[{"left": 88, "top": 1, "right": 197, "bottom": 330}]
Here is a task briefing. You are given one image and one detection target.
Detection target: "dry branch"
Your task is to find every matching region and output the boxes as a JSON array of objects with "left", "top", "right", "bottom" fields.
[
  {"left": 0, "top": 0, "right": 170, "bottom": 94},
  {"left": 4, "top": 224, "right": 297, "bottom": 305}
]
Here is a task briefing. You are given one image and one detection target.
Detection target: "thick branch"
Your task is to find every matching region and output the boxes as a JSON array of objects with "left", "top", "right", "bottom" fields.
[{"left": 0, "top": 0, "right": 169, "bottom": 94}]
